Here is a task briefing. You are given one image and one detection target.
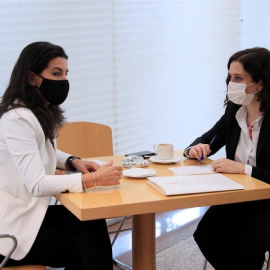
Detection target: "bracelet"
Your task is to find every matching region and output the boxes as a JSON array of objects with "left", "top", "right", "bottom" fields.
[
  {"left": 82, "top": 174, "right": 86, "bottom": 192},
  {"left": 96, "top": 172, "right": 101, "bottom": 188},
  {"left": 92, "top": 172, "right": 96, "bottom": 189},
  {"left": 66, "top": 156, "right": 81, "bottom": 171}
]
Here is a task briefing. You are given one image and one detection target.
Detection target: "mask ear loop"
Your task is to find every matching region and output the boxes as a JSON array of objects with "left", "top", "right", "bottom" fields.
[
  {"left": 29, "top": 72, "right": 44, "bottom": 89},
  {"left": 28, "top": 71, "right": 38, "bottom": 87},
  {"left": 246, "top": 82, "right": 261, "bottom": 95},
  {"left": 252, "top": 81, "right": 263, "bottom": 102},
  {"left": 36, "top": 73, "right": 45, "bottom": 79},
  {"left": 256, "top": 88, "right": 262, "bottom": 102}
]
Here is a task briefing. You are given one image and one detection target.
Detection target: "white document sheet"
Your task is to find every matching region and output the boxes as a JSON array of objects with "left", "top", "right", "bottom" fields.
[
  {"left": 169, "top": 165, "right": 215, "bottom": 175},
  {"left": 147, "top": 174, "right": 244, "bottom": 196}
]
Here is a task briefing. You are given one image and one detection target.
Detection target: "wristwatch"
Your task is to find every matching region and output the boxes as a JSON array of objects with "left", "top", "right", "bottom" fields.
[{"left": 66, "top": 156, "right": 81, "bottom": 171}]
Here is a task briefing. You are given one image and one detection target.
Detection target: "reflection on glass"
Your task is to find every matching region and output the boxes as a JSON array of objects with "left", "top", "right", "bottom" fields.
[{"left": 156, "top": 207, "right": 207, "bottom": 237}]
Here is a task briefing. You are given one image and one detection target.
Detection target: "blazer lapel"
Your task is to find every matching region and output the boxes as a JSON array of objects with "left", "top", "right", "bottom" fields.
[
  {"left": 226, "top": 119, "right": 241, "bottom": 160},
  {"left": 225, "top": 103, "right": 241, "bottom": 160},
  {"left": 257, "top": 109, "right": 270, "bottom": 159}
]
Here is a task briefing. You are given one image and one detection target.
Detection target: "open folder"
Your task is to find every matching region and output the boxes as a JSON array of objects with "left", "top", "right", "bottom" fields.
[{"left": 147, "top": 174, "right": 244, "bottom": 196}]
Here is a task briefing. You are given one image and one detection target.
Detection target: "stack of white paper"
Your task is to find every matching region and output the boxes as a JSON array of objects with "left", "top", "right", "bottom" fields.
[
  {"left": 147, "top": 174, "right": 244, "bottom": 196},
  {"left": 169, "top": 165, "right": 215, "bottom": 175}
]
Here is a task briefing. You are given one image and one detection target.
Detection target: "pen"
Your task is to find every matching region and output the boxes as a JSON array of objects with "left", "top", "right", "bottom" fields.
[{"left": 199, "top": 135, "right": 218, "bottom": 161}]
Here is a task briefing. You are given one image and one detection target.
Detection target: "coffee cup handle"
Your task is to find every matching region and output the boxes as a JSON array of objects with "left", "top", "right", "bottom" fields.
[{"left": 153, "top": 144, "right": 157, "bottom": 154}]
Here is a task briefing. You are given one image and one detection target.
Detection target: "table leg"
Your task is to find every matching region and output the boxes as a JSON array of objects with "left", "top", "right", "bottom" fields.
[{"left": 132, "top": 213, "right": 156, "bottom": 270}]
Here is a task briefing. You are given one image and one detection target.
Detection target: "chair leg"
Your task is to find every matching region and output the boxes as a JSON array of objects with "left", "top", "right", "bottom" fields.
[
  {"left": 0, "top": 234, "right": 17, "bottom": 269},
  {"left": 203, "top": 258, "right": 207, "bottom": 270},
  {"left": 110, "top": 216, "right": 132, "bottom": 269},
  {"left": 266, "top": 251, "right": 270, "bottom": 270},
  {"left": 111, "top": 216, "right": 128, "bottom": 247},
  {"left": 113, "top": 258, "right": 132, "bottom": 270}
]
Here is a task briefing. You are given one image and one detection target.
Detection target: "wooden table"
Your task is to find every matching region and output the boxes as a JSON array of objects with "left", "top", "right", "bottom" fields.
[{"left": 55, "top": 150, "right": 270, "bottom": 270}]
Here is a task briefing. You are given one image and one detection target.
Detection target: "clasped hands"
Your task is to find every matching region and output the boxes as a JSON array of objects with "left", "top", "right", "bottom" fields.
[
  {"left": 189, "top": 143, "right": 245, "bottom": 174},
  {"left": 72, "top": 159, "right": 122, "bottom": 187}
]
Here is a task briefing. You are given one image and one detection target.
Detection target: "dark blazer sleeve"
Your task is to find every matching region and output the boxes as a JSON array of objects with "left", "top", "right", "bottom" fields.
[
  {"left": 184, "top": 102, "right": 270, "bottom": 184},
  {"left": 251, "top": 109, "right": 270, "bottom": 184}
]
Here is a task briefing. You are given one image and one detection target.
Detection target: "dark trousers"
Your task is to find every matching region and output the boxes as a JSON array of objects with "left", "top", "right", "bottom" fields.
[
  {"left": 1, "top": 205, "right": 113, "bottom": 270},
  {"left": 194, "top": 200, "right": 270, "bottom": 270}
]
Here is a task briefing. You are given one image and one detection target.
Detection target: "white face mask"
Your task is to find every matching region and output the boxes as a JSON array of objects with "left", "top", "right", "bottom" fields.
[{"left": 228, "top": 81, "right": 259, "bottom": 105}]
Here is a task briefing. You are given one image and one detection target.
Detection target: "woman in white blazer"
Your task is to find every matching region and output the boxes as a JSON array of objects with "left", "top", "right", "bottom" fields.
[{"left": 0, "top": 42, "right": 122, "bottom": 270}]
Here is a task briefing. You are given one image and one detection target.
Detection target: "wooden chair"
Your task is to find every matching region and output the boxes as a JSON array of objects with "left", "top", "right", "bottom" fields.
[
  {"left": 57, "top": 121, "right": 131, "bottom": 269},
  {"left": 0, "top": 234, "right": 45, "bottom": 270},
  {"left": 56, "top": 121, "right": 113, "bottom": 158}
]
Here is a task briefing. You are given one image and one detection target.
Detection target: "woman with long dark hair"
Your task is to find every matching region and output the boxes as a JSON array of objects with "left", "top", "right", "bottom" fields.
[{"left": 0, "top": 41, "right": 122, "bottom": 270}]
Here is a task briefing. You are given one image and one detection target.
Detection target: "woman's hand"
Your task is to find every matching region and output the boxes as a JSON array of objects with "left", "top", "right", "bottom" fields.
[
  {"left": 72, "top": 159, "right": 100, "bottom": 173},
  {"left": 83, "top": 160, "right": 122, "bottom": 188},
  {"left": 188, "top": 143, "right": 211, "bottom": 160},
  {"left": 96, "top": 160, "right": 123, "bottom": 186},
  {"left": 211, "top": 158, "right": 245, "bottom": 174}
]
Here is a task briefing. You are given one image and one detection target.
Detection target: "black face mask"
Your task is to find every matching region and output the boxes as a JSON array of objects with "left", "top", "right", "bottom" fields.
[{"left": 36, "top": 74, "right": 69, "bottom": 105}]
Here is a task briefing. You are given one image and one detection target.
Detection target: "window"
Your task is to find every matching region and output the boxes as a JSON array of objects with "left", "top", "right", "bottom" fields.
[{"left": 1, "top": 0, "right": 266, "bottom": 156}]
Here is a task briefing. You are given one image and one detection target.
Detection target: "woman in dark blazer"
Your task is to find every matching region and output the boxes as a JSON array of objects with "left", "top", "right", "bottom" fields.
[{"left": 184, "top": 47, "right": 270, "bottom": 269}]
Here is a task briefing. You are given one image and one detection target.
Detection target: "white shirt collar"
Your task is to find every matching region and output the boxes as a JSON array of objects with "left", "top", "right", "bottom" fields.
[{"left": 236, "top": 105, "right": 263, "bottom": 130}]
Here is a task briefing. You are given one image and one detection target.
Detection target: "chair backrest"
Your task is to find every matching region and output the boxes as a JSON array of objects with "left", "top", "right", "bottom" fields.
[{"left": 56, "top": 121, "right": 113, "bottom": 158}]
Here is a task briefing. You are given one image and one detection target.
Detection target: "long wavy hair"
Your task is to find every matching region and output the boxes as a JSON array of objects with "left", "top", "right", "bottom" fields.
[
  {"left": 225, "top": 47, "right": 270, "bottom": 113},
  {"left": 0, "top": 41, "right": 68, "bottom": 141}
]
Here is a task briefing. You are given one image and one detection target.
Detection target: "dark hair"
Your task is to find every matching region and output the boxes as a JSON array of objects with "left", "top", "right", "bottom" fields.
[
  {"left": 225, "top": 47, "right": 270, "bottom": 113},
  {"left": 0, "top": 41, "right": 68, "bottom": 140}
]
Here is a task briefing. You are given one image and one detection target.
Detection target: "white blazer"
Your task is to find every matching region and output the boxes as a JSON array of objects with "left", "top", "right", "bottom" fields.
[{"left": 0, "top": 107, "right": 83, "bottom": 260}]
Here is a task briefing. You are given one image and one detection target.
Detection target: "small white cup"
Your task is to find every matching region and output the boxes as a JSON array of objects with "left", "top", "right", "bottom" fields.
[{"left": 153, "top": 143, "right": 174, "bottom": 160}]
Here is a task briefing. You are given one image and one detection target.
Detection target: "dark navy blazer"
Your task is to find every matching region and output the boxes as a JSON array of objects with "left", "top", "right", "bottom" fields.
[{"left": 187, "top": 101, "right": 270, "bottom": 184}]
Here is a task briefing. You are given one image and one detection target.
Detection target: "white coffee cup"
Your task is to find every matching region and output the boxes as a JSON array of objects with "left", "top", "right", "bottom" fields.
[{"left": 153, "top": 143, "right": 174, "bottom": 160}]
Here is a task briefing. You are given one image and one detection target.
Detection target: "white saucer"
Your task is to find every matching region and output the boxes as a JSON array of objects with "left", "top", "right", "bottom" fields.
[
  {"left": 123, "top": 168, "right": 156, "bottom": 178},
  {"left": 149, "top": 156, "right": 182, "bottom": 164}
]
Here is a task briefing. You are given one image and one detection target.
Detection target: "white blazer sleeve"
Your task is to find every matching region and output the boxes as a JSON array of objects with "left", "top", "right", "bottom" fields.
[
  {"left": 2, "top": 108, "right": 83, "bottom": 197},
  {"left": 56, "top": 148, "right": 70, "bottom": 169}
]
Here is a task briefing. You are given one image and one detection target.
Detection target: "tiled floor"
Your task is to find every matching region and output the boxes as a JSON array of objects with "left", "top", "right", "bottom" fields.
[{"left": 108, "top": 207, "right": 209, "bottom": 270}]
